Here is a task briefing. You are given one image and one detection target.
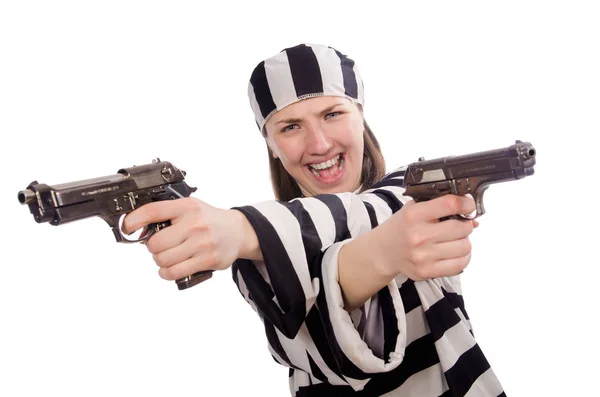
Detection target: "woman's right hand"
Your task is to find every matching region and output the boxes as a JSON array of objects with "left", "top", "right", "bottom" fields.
[{"left": 373, "top": 195, "right": 478, "bottom": 281}]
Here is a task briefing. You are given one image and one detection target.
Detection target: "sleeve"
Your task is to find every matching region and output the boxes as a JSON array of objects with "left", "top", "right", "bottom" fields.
[{"left": 231, "top": 165, "right": 411, "bottom": 390}]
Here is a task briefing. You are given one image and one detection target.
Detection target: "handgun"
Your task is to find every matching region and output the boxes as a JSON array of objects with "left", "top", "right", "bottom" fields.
[
  {"left": 17, "top": 158, "right": 212, "bottom": 290},
  {"left": 402, "top": 140, "right": 536, "bottom": 218}
]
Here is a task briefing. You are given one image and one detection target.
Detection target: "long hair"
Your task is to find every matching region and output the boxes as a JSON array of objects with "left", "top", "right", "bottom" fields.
[{"left": 265, "top": 119, "right": 387, "bottom": 202}]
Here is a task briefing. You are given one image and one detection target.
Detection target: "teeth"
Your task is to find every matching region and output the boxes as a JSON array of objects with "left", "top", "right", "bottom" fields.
[
  {"left": 310, "top": 156, "right": 344, "bottom": 178},
  {"left": 310, "top": 155, "right": 340, "bottom": 170}
]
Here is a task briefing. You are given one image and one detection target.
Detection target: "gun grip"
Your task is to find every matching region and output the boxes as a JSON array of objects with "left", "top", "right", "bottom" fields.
[
  {"left": 150, "top": 221, "right": 214, "bottom": 290},
  {"left": 176, "top": 270, "right": 214, "bottom": 290}
]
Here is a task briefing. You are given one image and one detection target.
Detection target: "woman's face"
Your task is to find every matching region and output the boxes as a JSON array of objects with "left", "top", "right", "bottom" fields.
[{"left": 265, "top": 96, "right": 365, "bottom": 197}]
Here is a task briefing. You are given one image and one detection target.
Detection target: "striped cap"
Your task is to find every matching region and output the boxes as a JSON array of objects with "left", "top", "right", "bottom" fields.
[{"left": 248, "top": 43, "right": 365, "bottom": 133}]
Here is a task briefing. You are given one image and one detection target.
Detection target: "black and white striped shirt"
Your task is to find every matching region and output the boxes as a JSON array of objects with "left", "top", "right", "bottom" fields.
[{"left": 231, "top": 166, "right": 506, "bottom": 396}]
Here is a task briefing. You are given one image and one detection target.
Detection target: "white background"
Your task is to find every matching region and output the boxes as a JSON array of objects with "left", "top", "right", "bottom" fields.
[{"left": 1, "top": 1, "right": 598, "bottom": 396}]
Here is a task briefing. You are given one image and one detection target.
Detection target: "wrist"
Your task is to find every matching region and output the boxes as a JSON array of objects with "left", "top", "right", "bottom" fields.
[
  {"left": 367, "top": 224, "right": 399, "bottom": 280},
  {"left": 230, "top": 209, "right": 262, "bottom": 261},
  {"left": 337, "top": 227, "right": 398, "bottom": 311}
]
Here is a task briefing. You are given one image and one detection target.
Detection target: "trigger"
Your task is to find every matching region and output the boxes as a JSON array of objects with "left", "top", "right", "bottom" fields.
[{"left": 115, "top": 214, "right": 156, "bottom": 243}]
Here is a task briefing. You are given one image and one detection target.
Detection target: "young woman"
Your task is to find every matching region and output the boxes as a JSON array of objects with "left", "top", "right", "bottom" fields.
[{"left": 123, "top": 43, "right": 505, "bottom": 396}]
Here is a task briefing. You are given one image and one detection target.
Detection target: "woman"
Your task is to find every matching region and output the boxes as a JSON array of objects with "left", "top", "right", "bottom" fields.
[{"left": 123, "top": 43, "right": 505, "bottom": 396}]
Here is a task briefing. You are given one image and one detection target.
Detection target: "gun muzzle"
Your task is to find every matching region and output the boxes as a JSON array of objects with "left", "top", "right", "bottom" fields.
[{"left": 18, "top": 189, "right": 35, "bottom": 205}]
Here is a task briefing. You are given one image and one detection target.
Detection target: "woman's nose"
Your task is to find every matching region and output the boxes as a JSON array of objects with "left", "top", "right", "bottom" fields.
[{"left": 306, "top": 126, "right": 332, "bottom": 154}]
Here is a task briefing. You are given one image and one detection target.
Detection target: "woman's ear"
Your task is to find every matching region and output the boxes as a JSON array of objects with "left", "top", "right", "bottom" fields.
[
  {"left": 265, "top": 137, "right": 278, "bottom": 159},
  {"left": 266, "top": 144, "right": 278, "bottom": 159}
]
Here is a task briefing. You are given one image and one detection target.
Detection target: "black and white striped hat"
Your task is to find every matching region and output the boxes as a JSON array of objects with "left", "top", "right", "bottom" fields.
[{"left": 248, "top": 43, "right": 365, "bottom": 134}]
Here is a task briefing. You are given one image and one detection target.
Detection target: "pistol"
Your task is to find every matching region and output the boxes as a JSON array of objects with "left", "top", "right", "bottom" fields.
[
  {"left": 402, "top": 140, "right": 536, "bottom": 218},
  {"left": 17, "top": 158, "right": 213, "bottom": 290}
]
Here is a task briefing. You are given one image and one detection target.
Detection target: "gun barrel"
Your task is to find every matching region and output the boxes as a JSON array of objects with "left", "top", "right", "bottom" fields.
[
  {"left": 18, "top": 189, "right": 35, "bottom": 205},
  {"left": 404, "top": 140, "right": 536, "bottom": 185}
]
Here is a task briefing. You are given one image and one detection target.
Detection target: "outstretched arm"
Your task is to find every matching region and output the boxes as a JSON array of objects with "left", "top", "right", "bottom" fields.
[
  {"left": 229, "top": 166, "right": 411, "bottom": 336},
  {"left": 233, "top": 166, "right": 476, "bottom": 312},
  {"left": 229, "top": 167, "right": 411, "bottom": 390}
]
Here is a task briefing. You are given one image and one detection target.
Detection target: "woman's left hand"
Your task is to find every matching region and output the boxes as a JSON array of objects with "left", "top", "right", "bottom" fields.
[{"left": 121, "top": 197, "right": 243, "bottom": 281}]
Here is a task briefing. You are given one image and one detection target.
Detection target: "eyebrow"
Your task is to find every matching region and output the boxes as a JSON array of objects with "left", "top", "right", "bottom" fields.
[{"left": 275, "top": 103, "right": 346, "bottom": 125}]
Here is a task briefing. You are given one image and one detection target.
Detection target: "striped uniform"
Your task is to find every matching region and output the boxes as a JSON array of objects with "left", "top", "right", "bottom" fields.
[{"left": 231, "top": 167, "right": 506, "bottom": 396}]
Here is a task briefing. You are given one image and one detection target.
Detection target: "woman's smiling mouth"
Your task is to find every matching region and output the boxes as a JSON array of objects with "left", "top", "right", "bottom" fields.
[{"left": 306, "top": 154, "right": 345, "bottom": 183}]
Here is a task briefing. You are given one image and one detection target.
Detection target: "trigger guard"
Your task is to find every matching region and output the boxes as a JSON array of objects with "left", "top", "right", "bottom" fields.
[
  {"left": 117, "top": 214, "right": 156, "bottom": 243},
  {"left": 455, "top": 192, "right": 485, "bottom": 220},
  {"left": 453, "top": 184, "right": 488, "bottom": 221},
  {"left": 456, "top": 212, "right": 479, "bottom": 221}
]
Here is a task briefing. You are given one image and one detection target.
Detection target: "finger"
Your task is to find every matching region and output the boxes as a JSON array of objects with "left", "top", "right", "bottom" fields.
[
  {"left": 430, "top": 238, "right": 472, "bottom": 261},
  {"left": 152, "top": 236, "right": 197, "bottom": 268},
  {"left": 145, "top": 222, "right": 189, "bottom": 255},
  {"left": 158, "top": 254, "right": 214, "bottom": 281},
  {"left": 428, "top": 253, "right": 472, "bottom": 279},
  {"left": 409, "top": 195, "right": 476, "bottom": 223},
  {"left": 122, "top": 200, "right": 189, "bottom": 235},
  {"left": 421, "top": 218, "right": 474, "bottom": 243},
  {"left": 410, "top": 237, "right": 471, "bottom": 266}
]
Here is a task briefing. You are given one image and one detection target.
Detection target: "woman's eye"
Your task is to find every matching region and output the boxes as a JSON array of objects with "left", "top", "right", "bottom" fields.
[
  {"left": 325, "top": 111, "right": 341, "bottom": 120},
  {"left": 282, "top": 124, "right": 298, "bottom": 132}
]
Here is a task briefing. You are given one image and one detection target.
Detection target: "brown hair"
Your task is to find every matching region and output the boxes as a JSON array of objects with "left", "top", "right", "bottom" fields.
[{"left": 265, "top": 119, "right": 386, "bottom": 202}]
